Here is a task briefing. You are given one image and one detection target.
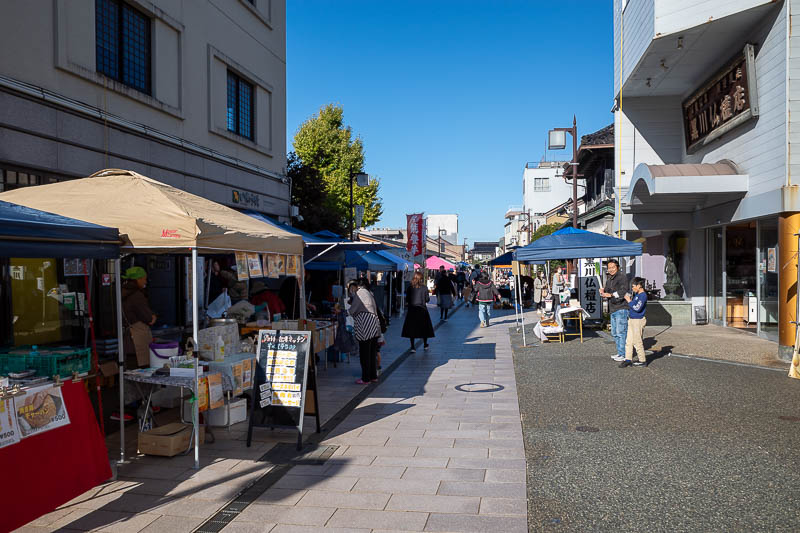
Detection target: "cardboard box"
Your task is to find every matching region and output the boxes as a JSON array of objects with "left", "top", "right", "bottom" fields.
[
  {"left": 138, "top": 422, "right": 204, "bottom": 457},
  {"left": 182, "top": 398, "right": 248, "bottom": 426}
]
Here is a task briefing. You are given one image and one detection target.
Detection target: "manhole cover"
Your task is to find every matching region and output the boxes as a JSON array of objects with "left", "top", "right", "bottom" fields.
[
  {"left": 454, "top": 383, "right": 504, "bottom": 393},
  {"left": 778, "top": 416, "right": 800, "bottom": 422},
  {"left": 575, "top": 426, "right": 599, "bottom": 433}
]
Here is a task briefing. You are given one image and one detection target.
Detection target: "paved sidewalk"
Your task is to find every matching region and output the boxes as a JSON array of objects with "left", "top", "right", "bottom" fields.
[{"left": 227, "top": 305, "right": 528, "bottom": 532}]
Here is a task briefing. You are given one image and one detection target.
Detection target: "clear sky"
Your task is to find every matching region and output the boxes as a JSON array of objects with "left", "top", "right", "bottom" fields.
[{"left": 286, "top": 1, "right": 614, "bottom": 246}]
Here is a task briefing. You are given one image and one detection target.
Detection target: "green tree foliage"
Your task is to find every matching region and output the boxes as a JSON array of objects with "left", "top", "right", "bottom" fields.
[
  {"left": 291, "top": 104, "right": 382, "bottom": 235},
  {"left": 530, "top": 222, "right": 562, "bottom": 243}
]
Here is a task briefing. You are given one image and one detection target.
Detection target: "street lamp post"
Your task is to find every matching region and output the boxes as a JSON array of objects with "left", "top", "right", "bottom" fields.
[
  {"left": 349, "top": 172, "right": 369, "bottom": 240},
  {"left": 548, "top": 116, "right": 579, "bottom": 229}
]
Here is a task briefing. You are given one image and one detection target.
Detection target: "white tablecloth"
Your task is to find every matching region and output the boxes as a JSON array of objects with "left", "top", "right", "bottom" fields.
[{"left": 533, "top": 306, "right": 589, "bottom": 342}]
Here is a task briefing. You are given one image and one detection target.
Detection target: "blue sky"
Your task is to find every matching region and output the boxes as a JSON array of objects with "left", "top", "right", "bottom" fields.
[{"left": 286, "top": 1, "right": 614, "bottom": 245}]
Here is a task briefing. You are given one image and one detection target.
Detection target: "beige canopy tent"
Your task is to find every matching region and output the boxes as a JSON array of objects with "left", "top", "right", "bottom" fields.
[{"left": 0, "top": 169, "right": 304, "bottom": 468}]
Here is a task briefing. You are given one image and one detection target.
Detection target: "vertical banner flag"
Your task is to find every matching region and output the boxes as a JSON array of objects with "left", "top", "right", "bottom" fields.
[{"left": 406, "top": 213, "right": 424, "bottom": 257}]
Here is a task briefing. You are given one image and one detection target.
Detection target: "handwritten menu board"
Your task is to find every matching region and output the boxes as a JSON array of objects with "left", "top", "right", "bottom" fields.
[{"left": 247, "top": 330, "right": 311, "bottom": 443}]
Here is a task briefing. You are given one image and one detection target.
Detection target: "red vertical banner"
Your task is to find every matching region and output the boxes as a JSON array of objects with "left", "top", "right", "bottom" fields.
[{"left": 406, "top": 213, "right": 424, "bottom": 256}]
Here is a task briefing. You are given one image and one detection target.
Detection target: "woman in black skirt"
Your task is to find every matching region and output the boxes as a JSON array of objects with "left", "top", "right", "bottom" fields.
[{"left": 402, "top": 271, "right": 435, "bottom": 352}]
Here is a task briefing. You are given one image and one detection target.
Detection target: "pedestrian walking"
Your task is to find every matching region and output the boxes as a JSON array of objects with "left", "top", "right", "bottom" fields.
[
  {"left": 348, "top": 279, "right": 381, "bottom": 384},
  {"left": 533, "top": 270, "right": 548, "bottom": 313},
  {"left": 473, "top": 271, "right": 500, "bottom": 327},
  {"left": 456, "top": 269, "right": 467, "bottom": 300},
  {"left": 401, "top": 271, "right": 435, "bottom": 352},
  {"left": 462, "top": 281, "right": 473, "bottom": 308},
  {"left": 619, "top": 277, "right": 648, "bottom": 368},
  {"left": 436, "top": 268, "right": 456, "bottom": 321},
  {"left": 600, "top": 259, "right": 630, "bottom": 362}
]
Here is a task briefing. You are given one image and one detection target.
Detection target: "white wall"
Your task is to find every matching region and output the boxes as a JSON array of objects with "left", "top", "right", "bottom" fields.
[
  {"left": 426, "top": 214, "right": 458, "bottom": 245},
  {"left": 654, "top": 0, "right": 776, "bottom": 37},
  {"left": 522, "top": 165, "right": 572, "bottom": 217},
  {"left": 614, "top": 0, "right": 655, "bottom": 95},
  {"left": 788, "top": 0, "right": 800, "bottom": 185}
]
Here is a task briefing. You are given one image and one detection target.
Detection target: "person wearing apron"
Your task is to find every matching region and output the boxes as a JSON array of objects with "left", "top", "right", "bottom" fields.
[{"left": 121, "top": 266, "right": 156, "bottom": 368}]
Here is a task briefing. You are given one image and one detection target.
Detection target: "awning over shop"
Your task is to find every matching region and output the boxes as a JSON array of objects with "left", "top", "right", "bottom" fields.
[
  {"left": 0, "top": 169, "right": 304, "bottom": 255},
  {"left": 0, "top": 200, "right": 120, "bottom": 259},
  {"left": 626, "top": 162, "right": 748, "bottom": 213},
  {"left": 513, "top": 226, "right": 642, "bottom": 262}
]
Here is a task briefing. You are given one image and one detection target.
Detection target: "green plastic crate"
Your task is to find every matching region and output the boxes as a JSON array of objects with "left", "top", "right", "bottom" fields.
[
  {"left": 28, "top": 348, "right": 92, "bottom": 378},
  {"left": 2, "top": 351, "right": 32, "bottom": 375}
]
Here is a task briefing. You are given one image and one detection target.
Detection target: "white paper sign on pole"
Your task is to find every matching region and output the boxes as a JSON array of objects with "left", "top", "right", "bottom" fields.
[
  {"left": 0, "top": 397, "right": 21, "bottom": 449},
  {"left": 15, "top": 383, "right": 71, "bottom": 438}
]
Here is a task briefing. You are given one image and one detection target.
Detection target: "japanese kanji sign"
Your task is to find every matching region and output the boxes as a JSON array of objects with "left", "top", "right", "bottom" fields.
[
  {"left": 407, "top": 213, "right": 425, "bottom": 256},
  {"left": 682, "top": 44, "right": 758, "bottom": 153},
  {"left": 578, "top": 258, "right": 603, "bottom": 320}
]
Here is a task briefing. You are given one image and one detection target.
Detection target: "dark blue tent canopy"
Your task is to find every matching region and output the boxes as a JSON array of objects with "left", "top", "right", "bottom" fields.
[
  {"left": 0, "top": 200, "right": 120, "bottom": 259},
  {"left": 513, "top": 227, "right": 642, "bottom": 262},
  {"left": 489, "top": 251, "right": 514, "bottom": 266}
]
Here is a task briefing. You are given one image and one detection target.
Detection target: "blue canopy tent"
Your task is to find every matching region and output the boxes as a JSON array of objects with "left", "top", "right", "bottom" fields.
[
  {"left": 489, "top": 251, "right": 514, "bottom": 267},
  {"left": 344, "top": 250, "right": 395, "bottom": 272},
  {"left": 375, "top": 250, "right": 415, "bottom": 272},
  {"left": 0, "top": 200, "right": 120, "bottom": 259},
  {"left": 511, "top": 227, "right": 642, "bottom": 347},
  {"left": 513, "top": 227, "right": 642, "bottom": 262}
]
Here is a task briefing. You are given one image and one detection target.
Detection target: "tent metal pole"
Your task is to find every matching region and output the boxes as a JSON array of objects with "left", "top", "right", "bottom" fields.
[
  {"left": 192, "top": 248, "right": 200, "bottom": 470},
  {"left": 304, "top": 243, "right": 338, "bottom": 265},
  {"left": 518, "top": 273, "right": 526, "bottom": 346},
  {"left": 299, "top": 260, "right": 307, "bottom": 321},
  {"left": 115, "top": 258, "right": 125, "bottom": 465},
  {"left": 513, "top": 276, "right": 520, "bottom": 328}
]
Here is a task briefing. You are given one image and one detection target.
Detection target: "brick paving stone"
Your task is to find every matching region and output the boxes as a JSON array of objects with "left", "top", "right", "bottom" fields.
[
  {"left": 219, "top": 523, "right": 277, "bottom": 533},
  {"left": 255, "top": 488, "right": 309, "bottom": 506},
  {"left": 326, "top": 509, "right": 429, "bottom": 530},
  {"left": 137, "top": 514, "right": 207, "bottom": 533},
  {"left": 270, "top": 526, "right": 370, "bottom": 533},
  {"left": 438, "top": 481, "right": 526, "bottom": 499},
  {"left": 295, "top": 489, "right": 390, "bottom": 510},
  {"left": 341, "top": 445, "right": 418, "bottom": 457},
  {"left": 454, "top": 438, "right": 524, "bottom": 449},
  {"left": 402, "top": 467, "right": 486, "bottom": 482},
  {"left": 479, "top": 497, "right": 527, "bottom": 516},
  {"left": 488, "top": 447, "right": 526, "bottom": 459},
  {"left": 386, "top": 494, "right": 480, "bottom": 514},
  {"left": 321, "top": 464, "right": 406, "bottom": 479},
  {"left": 234, "top": 504, "right": 336, "bottom": 526},
  {"left": 424, "top": 512, "right": 528, "bottom": 532},
  {"left": 484, "top": 469, "right": 526, "bottom": 483},
  {"left": 273, "top": 474, "right": 359, "bottom": 492},
  {"left": 371, "top": 456, "right": 450, "bottom": 468},
  {"left": 447, "top": 458, "right": 527, "bottom": 470},
  {"left": 350, "top": 477, "right": 441, "bottom": 495},
  {"left": 415, "top": 446, "right": 488, "bottom": 458}
]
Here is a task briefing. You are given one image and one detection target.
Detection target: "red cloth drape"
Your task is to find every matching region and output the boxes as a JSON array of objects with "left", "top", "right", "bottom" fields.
[{"left": 0, "top": 380, "right": 112, "bottom": 532}]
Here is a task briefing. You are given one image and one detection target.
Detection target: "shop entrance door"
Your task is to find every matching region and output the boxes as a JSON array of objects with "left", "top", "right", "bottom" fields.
[
  {"left": 725, "top": 223, "right": 757, "bottom": 331},
  {"left": 758, "top": 218, "right": 779, "bottom": 340}
]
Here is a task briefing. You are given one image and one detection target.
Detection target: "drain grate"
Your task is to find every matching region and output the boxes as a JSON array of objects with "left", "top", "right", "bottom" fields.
[{"left": 575, "top": 426, "right": 599, "bottom": 433}]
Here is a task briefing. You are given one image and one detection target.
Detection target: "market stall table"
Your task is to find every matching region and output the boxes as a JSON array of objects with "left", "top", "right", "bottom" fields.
[{"left": 533, "top": 305, "right": 590, "bottom": 343}]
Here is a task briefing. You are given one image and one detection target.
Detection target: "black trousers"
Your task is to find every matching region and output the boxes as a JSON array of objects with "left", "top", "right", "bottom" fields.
[{"left": 358, "top": 337, "right": 379, "bottom": 381}]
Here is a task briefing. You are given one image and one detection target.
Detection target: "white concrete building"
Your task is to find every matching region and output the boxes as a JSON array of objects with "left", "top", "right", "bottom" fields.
[
  {"left": 504, "top": 206, "right": 530, "bottom": 249},
  {"left": 614, "top": 0, "right": 800, "bottom": 357},
  {"left": 426, "top": 214, "right": 459, "bottom": 247},
  {"left": 0, "top": 0, "right": 289, "bottom": 218},
  {"left": 522, "top": 161, "right": 572, "bottom": 230}
]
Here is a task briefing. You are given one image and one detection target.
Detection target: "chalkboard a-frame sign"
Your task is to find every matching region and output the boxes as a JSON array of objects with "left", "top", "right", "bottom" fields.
[{"left": 246, "top": 329, "right": 321, "bottom": 450}]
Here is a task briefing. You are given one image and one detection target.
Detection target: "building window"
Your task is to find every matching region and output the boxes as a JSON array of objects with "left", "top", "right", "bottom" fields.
[
  {"left": 0, "top": 167, "right": 65, "bottom": 193},
  {"left": 534, "top": 177, "right": 550, "bottom": 192},
  {"left": 227, "top": 71, "right": 255, "bottom": 140},
  {"left": 95, "top": 0, "right": 152, "bottom": 95}
]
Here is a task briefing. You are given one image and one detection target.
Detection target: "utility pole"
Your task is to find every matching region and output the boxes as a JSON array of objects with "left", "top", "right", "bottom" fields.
[{"left": 571, "top": 115, "right": 578, "bottom": 229}]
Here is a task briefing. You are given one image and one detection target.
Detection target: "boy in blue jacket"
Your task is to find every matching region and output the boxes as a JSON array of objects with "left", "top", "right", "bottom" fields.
[{"left": 619, "top": 277, "right": 648, "bottom": 368}]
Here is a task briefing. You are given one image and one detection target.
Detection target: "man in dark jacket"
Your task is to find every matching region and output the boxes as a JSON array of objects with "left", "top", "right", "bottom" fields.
[
  {"left": 600, "top": 259, "right": 630, "bottom": 362},
  {"left": 456, "top": 269, "right": 467, "bottom": 299},
  {"left": 473, "top": 272, "right": 500, "bottom": 327}
]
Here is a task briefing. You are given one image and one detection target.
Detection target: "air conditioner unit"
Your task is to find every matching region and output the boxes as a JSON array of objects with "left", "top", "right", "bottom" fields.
[{"left": 290, "top": 205, "right": 300, "bottom": 217}]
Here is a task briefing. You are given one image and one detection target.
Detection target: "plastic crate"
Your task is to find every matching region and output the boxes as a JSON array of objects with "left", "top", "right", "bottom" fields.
[
  {"left": 2, "top": 351, "right": 32, "bottom": 375},
  {"left": 29, "top": 348, "right": 92, "bottom": 378}
]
